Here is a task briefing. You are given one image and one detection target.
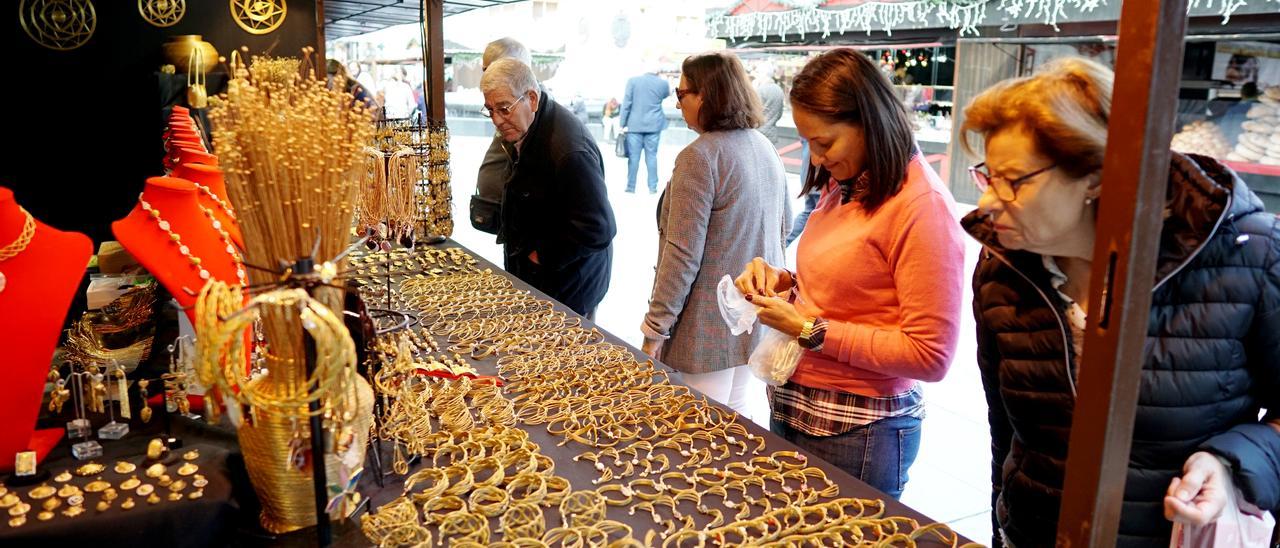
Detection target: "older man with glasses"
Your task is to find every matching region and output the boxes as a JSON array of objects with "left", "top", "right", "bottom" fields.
[{"left": 479, "top": 58, "right": 616, "bottom": 318}]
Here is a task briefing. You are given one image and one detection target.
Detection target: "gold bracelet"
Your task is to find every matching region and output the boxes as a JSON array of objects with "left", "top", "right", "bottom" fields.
[
  {"left": 506, "top": 471, "right": 549, "bottom": 506},
  {"left": 470, "top": 456, "right": 506, "bottom": 488},
  {"left": 543, "top": 475, "right": 571, "bottom": 507},
  {"left": 421, "top": 495, "right": 466, "bottom": 524},
  {"left": 469, "top": 485, "right": 510, "bottom": 518},
  {"left": 443, "top": 464, "right": 475, "bottom": 496},
  {"left": 771, "top": 450, "right": 809, "bottom": 471},
  {"left": 498, "top": 502, "right": 546, "bottom": 540},
  {"left": 438, "top": 509, "right": 489, "bottom": 544},
  {"left": 594, "top": 484, "right": 633, "bottom": 507}
]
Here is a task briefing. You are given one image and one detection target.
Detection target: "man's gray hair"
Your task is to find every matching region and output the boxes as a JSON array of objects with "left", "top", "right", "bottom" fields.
[
  {"left": 483, "top": 37, "right": 532, "bottom": 69},
  {"left": 481, "top": 58, "right": 539, "bottom": 99}
]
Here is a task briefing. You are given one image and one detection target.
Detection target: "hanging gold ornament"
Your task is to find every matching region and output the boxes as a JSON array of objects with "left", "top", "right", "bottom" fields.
[
  {"left": 19, "top": 0, "right": 96, "bottom": 51},
  {"left": 229, "top": 0, "right": 286, "bottom": 35},
  {"left": 138, "top": 0, "right": 185, "bottom": 28}
]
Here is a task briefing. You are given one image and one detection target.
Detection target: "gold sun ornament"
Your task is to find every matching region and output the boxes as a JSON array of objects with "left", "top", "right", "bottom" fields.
[
  {"left": 138, "top": 0, "right": 185, "bottom": 27},
  {"left": 19, "top": 0, "right": 96, "bottom": 51},
  {"left": 230, "top": 0, "right": 287, "bottom": 35}
]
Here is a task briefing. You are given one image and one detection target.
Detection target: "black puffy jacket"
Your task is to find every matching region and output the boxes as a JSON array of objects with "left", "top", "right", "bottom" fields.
[
  {"left": 500, "top": 91, "right": 616, "bottom": 315},
  {"left": 963, "top": 153, "right": 1280, "bottom": 547}
]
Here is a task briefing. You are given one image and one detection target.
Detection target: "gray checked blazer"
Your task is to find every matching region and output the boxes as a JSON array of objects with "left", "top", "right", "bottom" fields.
[{"left": 643, "top": 128, "right": 791, "bottom": 374}]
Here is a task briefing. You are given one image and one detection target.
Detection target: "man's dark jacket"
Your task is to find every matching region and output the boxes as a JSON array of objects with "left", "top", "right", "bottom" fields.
[
  {"left": 500, "top": 91, "right": 616, "bottom": 315},
  {"left": 964, "top": 153, "right": 1280, "bottom": 547}
]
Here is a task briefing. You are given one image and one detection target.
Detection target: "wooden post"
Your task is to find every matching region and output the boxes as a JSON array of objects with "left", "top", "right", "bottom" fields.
[
  {"left": 422, "top": 0, "right": 446, "bottom": 124},
  {"left": 315, "top": 0, "right": 326, "bottom": 80},
  {"left": 1056, "top": 0, "right": 1189, "bottom": 545}
]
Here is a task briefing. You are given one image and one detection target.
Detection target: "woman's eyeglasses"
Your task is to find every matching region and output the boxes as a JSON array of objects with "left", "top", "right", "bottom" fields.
[{"left": 969, "top": 162, "right": 1057, "bottom": 202}]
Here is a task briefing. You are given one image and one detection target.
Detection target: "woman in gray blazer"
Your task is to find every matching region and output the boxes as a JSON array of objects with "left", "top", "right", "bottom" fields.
[{"left": 641, "top": 52, "right": 790, "bottom": 411}]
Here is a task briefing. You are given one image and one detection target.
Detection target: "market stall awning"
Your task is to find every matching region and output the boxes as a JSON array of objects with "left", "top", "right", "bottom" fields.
[{"left": 323, "top": 0, "right": 527, "bottom": 39}]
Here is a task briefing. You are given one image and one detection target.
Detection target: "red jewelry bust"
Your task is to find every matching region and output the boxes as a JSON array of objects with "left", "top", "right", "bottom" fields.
[{"left": 0, "top": 186, "right": 92, "bottom": 472}]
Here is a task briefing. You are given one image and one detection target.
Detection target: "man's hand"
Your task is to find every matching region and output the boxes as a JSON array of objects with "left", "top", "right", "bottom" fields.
[{"left": 1164, "top": 451, "right": 1232, "bottom": 526}]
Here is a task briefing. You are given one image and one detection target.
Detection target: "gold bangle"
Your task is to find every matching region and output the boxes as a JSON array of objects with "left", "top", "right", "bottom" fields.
[
  {"left": 499, "top": 502, "right": 546, "bottom": 540},
  {"left": 404, "top": 468, "right": 448, "bottom": 499},
  {"left": 470, "top": 456, "right": 506, "bottom": 488},
  {"left": 443, "top": 464, "right": 475, "bottom": 496},
  {"left": 438, "top": 509, "right": 489, "bottom": 544},
  {"left": 507, "top": 471, "right": 549, "bottom": 506},
  {"left": 595, "top": 484, "right": 633, "bottom": 507},
  {"left": 421, "top": 495, "right": 466, "bottom": 524},
  {"left": 543, "top": 475, "right": 571, "bottom": 507},
  {"left": 468, "top": 485, "right": 510, "bottom": 518},
  {"left": 771, "top": 450, "right": 809, "bottom": 471},
  {"left": 627, "top": 479, "right": 665, "bottom": 501}
]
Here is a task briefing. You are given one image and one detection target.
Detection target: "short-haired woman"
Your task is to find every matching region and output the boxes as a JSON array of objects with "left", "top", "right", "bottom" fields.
[
  {"left": 641, "top": 52, "right": 790, "bottom": 412},
  {"left": 963, "top": 56, "right": 1280, "bottom": 547},
  {"left": 734, "top": 48, "right": 966, "bottom": 498}
]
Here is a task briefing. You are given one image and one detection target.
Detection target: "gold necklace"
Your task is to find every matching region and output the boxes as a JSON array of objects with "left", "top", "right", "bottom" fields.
[
  {"left": 0, "top": 208, "right": 36, "bottom": 294},
  {"left": 138, "top": 195, "right": 247, "bottom": 286}
]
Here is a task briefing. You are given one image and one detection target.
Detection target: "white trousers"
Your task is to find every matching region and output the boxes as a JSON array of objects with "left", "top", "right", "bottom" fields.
[{"left": 678, "top": 365, "right": 754, "bottom": 417}]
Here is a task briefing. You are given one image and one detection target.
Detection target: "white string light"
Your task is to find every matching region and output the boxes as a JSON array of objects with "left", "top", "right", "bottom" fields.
[{"left": 708, "top": 0, "right": 1279, "bottom": 42}]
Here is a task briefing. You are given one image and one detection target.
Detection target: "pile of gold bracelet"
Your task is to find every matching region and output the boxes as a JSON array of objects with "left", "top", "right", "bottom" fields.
[{"left": 356, "top": 248, "right": 976, "bottom": 547}]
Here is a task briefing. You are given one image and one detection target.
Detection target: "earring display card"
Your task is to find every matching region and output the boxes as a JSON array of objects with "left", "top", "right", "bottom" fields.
[{"left": 71, "top": 440, "right": 103, "bottom": 460}]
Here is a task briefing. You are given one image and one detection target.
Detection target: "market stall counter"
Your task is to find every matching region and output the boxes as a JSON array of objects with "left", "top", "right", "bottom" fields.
[{"left": 6, "top": 240, "right": 975, "bottom": 547}]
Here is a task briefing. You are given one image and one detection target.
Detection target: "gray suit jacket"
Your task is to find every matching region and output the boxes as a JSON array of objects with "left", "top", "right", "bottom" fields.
[{"left": 643, "top": 129, "right": 791, "bottom": 374}]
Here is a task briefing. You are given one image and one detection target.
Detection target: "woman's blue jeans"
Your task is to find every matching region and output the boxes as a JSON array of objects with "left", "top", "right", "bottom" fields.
[{"left": 770, "top": 414, "right": 922, "bottom": 499}]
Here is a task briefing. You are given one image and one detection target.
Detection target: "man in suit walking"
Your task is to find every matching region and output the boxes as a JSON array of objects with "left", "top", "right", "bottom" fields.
[{"left": 620, "top": 68, "right": 670, "bottom": 194}]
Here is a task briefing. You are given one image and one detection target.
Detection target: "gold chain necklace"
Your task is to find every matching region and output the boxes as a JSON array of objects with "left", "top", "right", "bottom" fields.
[{"left": 0, "top": 207, "right": 36, "bottom": 294}]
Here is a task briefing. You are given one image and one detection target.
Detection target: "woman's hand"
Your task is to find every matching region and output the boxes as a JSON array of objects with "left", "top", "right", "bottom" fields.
[
  {"left": 735, "top": 257, "right": 793, "bottom": 297},
  {"left": 1164, "top": 451, "right": 1232, "bottom": 526},
  {"left": 641, "top": 338, "right": 665, "bottom": 361},
  {"left": 746, "top": 295, "right": 808, "bottom": 338}
]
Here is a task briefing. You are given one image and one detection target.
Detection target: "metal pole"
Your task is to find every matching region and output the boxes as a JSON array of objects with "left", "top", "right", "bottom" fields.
[
  {"left": 294, "top": 257, "right": 332, "bottom": 547},
  {"left": 1056, "top": 0, "right": 1189, "bottom": 544},
  {"left": 315, "top": 0, "right": 327, "bottom": 77},
  {"left": 423, "top": 0, "right": 446, "bottom": 124}
]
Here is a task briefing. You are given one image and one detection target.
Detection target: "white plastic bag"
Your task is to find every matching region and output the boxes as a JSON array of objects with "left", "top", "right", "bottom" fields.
[
  {"left": 716, "top": 275, "right": 758, "bottom": 336},
  {"left": 1169, "top": 487, "right": 1275, "bottom": 548},
  {"left": 747, "top": 326, "right": 803, "bottom": 386}
]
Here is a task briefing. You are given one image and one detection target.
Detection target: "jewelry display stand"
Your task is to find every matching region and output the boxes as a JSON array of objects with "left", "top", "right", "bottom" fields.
[
  {"left": 0, "top": 188, "right": 91, "bottom": 473},
  {"left": 112, "top": 177, "right": 246, "bottom": 325},
  {"left": 69, "top": 373, "right": 103, "bottom": 460}
]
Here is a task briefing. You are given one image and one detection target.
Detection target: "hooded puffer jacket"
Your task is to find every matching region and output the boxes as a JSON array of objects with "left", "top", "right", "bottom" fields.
[{"left": 963, "top": 153, "right": 1280, "bottom": 547}]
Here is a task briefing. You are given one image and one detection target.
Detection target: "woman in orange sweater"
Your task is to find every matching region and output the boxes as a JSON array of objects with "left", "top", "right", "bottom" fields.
[{"left": 735, "top": 49, "right": 965, "bottom": 498}]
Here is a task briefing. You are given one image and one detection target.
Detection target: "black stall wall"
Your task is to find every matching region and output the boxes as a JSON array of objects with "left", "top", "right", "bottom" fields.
[{"left": 2, "top": 1, "right": 318, "bottom": 244}]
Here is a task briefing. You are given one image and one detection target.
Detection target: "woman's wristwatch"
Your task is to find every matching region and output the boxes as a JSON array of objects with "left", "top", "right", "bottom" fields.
[{"left": 797, "top": 317, "right": 827, "bottom": 351}]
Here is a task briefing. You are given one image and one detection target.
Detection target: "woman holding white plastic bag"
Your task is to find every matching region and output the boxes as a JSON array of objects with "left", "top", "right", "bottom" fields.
[
  {"left": 734, "top": 48, "right": 965, "bottom": 499},
  {"left": 638, "top": 52, "right": 790, "bottom": 413}
]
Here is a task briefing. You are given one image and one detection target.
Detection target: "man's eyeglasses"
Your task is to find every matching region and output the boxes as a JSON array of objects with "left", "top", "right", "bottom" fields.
[
  {"left": 969, "top": 162, "right": 1057, "bottom": 202},
  {"left": 674, "top": 88, "right": 696, "bottom": 102},
  {"left": 481, "top": 94, "right": 527, "bottom": 119}
]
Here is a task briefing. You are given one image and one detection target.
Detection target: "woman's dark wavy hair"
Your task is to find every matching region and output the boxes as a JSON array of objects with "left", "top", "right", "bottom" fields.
[
  {"left": 791, "top": 48, "right": 916, "bottom": 212},
  {"left": 681, "top": 52, "right": 763, "bottom": 132}
]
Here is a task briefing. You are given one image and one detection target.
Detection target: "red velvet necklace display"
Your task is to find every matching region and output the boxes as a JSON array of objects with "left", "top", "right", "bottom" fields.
[
  {"left": 113, "top": 177, "right": 246, "bottom": 323},
  {"left": 170, "top": 163, "right": 244, "bottom": 248},
  {"left": 0, "top": 187, "right": 92, "bottom": 472}
]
